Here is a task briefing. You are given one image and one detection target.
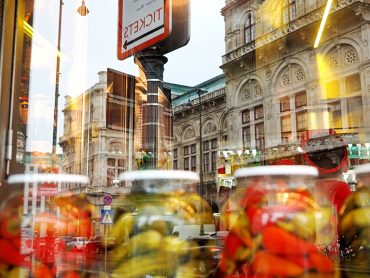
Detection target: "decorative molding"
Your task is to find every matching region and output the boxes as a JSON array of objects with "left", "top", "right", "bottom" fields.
[{"left": 222, "top": 0, "right": 364, "bottom": 65}]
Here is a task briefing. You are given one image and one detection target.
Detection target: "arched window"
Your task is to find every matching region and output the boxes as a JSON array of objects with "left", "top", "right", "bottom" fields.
[
  {"left": 283, "top": 0, "right": 297, "bottom": 24},
  {"left": 244, "top": 13, "right": 255, "bottom": 44}
]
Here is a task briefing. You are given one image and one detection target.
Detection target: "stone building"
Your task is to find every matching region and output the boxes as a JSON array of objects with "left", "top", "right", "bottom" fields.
[
  {"left": 219, "top": 0, "right": 370, "bottom": 168},
  {"left": 59, "top": 0, "right": 370, "bottom": 211},
  {"left": 171, "top": 75, "right": 227, "bottom": 207}
]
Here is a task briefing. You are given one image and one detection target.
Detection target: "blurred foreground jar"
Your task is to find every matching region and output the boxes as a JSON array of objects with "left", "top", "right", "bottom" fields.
[
  {"left": 109, "top": 170, "right": 214, "bottom": 278},
  {"left": 4, "top": 174, "right": 94, "bottom": 278},
  {"left": 0, "top": 180, "right": 29, "bottom": 278},
  {"left": 339, "top": 164, "right": 370, "bottom": 276},
  {"left": 217, "top": 165, "right": 337, "bottom": 277}
]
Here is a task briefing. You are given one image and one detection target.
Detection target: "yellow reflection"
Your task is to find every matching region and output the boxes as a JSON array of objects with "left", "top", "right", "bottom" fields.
[
  {"left": 106, "top": 82, "right": 113, "bottom": 93},
  {"left": 314, "top": 0, "right": 333, "bottom": 48},
  {"left": 23, "top": 21, "right": 63, "bottom": 58},
  {"left": 309, "top": 110, "right": 330, "bottom": 130},
  {"left": 316, "top": 54, "right": 337, "bottom": 99},
  {"left": 258, "top": 0, "right": 284, "bottom": 29}
]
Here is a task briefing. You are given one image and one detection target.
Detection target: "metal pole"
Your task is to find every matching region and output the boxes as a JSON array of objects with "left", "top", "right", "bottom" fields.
[
  {"left": 135, "top": 49, "right": 168, "bottom": 170},
  {"left": 104, "top": 225, "right": 107, "bottom": 272},
  {"left": 52, "top": 0, "right": 63, "bottom": 166},
  {"left": 198, "top": 90, "right": 205, "bottom": 236}
]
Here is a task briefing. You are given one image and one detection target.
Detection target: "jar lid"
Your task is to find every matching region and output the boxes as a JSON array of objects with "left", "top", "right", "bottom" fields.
[
  {"left": 119, "top": 170, "right": 200, "bottom": 182},
  {"left": 7, "top": 174, "right": 90, "bottom": 184},
  {"left": 354, "top": 163, "right": 370, "bottom": 176},
  {"left": 234, "top": 165, "right": 319, "bottom": 178}
]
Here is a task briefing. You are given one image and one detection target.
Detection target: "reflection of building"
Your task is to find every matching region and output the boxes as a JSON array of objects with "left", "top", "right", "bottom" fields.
[
  {"left": 219, "top": 0, "right": 370, "bottom": 170},
  {"left": 173, "top": 1, "right": 370, "bottom": 210},
  {"left": 60, "top": 70, "right": 135, "bottom": 193},
  {"left": 60, "top": 70, "right": 229, "bottom": 208},
  {"left": 60, "top": 68, "right": 175, "bottom": 234},
  {"left": 22, "top": 152, "right": 61, "bottom": 237},
  {"left": 171, "top": 75, "right": 227, "bottom": 208}
]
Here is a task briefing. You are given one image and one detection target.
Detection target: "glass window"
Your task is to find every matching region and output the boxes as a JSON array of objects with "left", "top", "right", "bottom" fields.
[
  {"left": 242, "top": 110, "right": 250, "bottom": 123},
  {"left": 329, "top": 101, "right": 342, "bottom": 129},
  {"left": 345, "top": 73, "right": 361, "bottom": 95},
  {"left": 296, "top": 111, "right": 308, "bottom": 131},
  {"left": 203, "top": 141, "right": 209, "bottom": 151},
  {"left": 255, "top": 123, "right": 265, "bottom": 149},
  {"left": 191, "top": 144, "right": 196, "bottom": 154},
  {"left": 283, "top": 0, "right": 297, "bottom": 24},
  {"left": 203, "top": 153, "right": 210, "bottom": 173},
  {"left": 281, "top": 115, "right": 291, "bottom": 133},
  {"left": 347, "top": 97, "right": 363, "bottom": 128},
  {"left": 255, "top": 105, "right": 264, "bottom": 120},
  {"left": 243, "top": 126, "right": 251, "bottom": 146},
  {"left": 184, "top": 146, "right": 189, "bottom": 156},
  {"left": 184, "top": 157, "right": 189, "bottom": 171},
  {"left": 280, "top": 97, "right": 290, "bottom": 112},
  {"left": 281, "top": 115, "right": 292, "bottom": 143},
  {"left": 118, "top": 159, "right": 125, "bottom": 167},
  {"left": 211, "top": 151, "right": 217, "bottom": 172},
  {"left": 108, "top": 158, "right": 115, "bottom": 166},
  {"left": 211, "top": 138, "right": 218, "bottom": 149},
  {"left": 191, "top": 155, "right": 197, "bottom": 172},
  {"left": 244, "top": 13, "right": 255, "bottom": 44},
  {"left": 295, "top": 92, "right": 307, "bottom": 108},
  {"left": 173, "top": 148, "right": 178, "bottom": 158}
]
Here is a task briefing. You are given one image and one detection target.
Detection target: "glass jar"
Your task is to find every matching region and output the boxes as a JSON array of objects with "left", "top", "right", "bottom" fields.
[
  {"left": 110, "top": 170, "right": 215, "bottom": 277},
  {"left": 217, "top": 165, "right": 337, "bottom": 277},
  {"left": 5, "top": 173, "right": 94, "bottom": 278},
  {"left": 339, "top": 164, "right": 370, "bottom": 275}
]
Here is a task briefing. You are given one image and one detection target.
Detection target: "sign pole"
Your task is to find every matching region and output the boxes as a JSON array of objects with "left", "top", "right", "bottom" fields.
[
  {"left": 104, "top": 224, "right": 107, "bottom": 273},
  {"left": 135, "top": 48, "right": 168, "bottom": 169}
]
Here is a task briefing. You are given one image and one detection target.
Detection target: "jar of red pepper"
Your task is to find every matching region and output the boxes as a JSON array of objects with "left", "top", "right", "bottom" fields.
[{"left": 217, "top": 165, "right": 337, "bottom": 277}]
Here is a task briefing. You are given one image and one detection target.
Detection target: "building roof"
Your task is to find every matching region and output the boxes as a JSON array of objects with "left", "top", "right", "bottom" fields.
[{"left": 169, "top": 74, "right": 225, "bottom": 107}]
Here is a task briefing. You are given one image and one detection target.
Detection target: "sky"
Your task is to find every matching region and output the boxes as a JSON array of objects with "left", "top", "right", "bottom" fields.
[
  {"left": 26, "top": 0, "right": 226, "bottom": 153},
  {"left": 165, "top": 0, "right": 225, "bottom": 85},
  {"left": 114, "top": 0, "right": 226, "bottom": 86}
]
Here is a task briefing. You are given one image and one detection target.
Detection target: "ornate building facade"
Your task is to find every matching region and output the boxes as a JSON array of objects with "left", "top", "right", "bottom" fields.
[
  {"left": 219, "top": 0, "right": 370, "bottom": 168},
  {"left": 59, "top": 0, "right": 370, "bottom": 211},
  {"left": 171, "top": 75, "right": 226, "bottom": 208}
]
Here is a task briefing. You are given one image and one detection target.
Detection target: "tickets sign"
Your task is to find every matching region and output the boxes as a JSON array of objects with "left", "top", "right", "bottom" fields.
[{"left": 118, "top": 0, "right": 171, "bottom": 60}]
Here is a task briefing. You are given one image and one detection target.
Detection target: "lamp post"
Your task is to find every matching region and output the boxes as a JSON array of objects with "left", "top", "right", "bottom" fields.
[
  {"left": 52, "top": 0, "right": 89, "bottom": 166},
  {"left": 188, "top": 89, "right": 206, "bottom": 235},
  {"left": 51, "top": 0, "right": 63, "bottom": 165},
  {"left": 197, "top": 89, "right": 205, "bottom": 236}
]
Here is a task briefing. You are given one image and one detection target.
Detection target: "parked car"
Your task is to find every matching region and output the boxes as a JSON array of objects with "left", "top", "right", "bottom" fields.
[
  {"left": 66, "top": 237, "right": 88, "bottom": 250},
  {"left": 85, "top": 236, "right": 103, "bottom": 253},
  {"left": 172, "top": 224, "right": 216, "bottom": 240}
]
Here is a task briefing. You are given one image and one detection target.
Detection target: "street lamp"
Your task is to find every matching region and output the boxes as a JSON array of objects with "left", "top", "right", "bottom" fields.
[
  {"left": 52, "top": 0, "right": 89, "bottom": 165},
  {"left": 187, "top": 88, "right": 206, "bottom": 235},
  {"left": 77, "top": 0, "right": 89, "bottom": 16}
]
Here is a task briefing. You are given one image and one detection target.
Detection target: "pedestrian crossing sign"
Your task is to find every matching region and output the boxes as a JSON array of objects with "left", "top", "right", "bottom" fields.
[{"left": 101, "top": 209, "right": 114, "bottom": 224}]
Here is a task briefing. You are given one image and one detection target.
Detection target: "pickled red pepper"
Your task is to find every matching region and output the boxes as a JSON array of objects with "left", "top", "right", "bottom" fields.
[
  {"left": 0, "top": 239, "right": 27, "bottom": 267},
  {"left": 251, "top": 251, "right": 304, "bottom": 277},
  {"left": 262, "top": 225, "right": 317, "bottom": 255}
]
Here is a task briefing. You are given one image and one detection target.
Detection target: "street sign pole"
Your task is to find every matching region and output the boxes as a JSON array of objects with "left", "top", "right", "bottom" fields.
[
  {"left": 104, "top": 225, "right": 107, "bottom": 272},
  {"left": 118, "top": 0, "right": 190, "bottom": 169},
  {"left": 135, "top": 49, "right": 168, "bottom": 169}
]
